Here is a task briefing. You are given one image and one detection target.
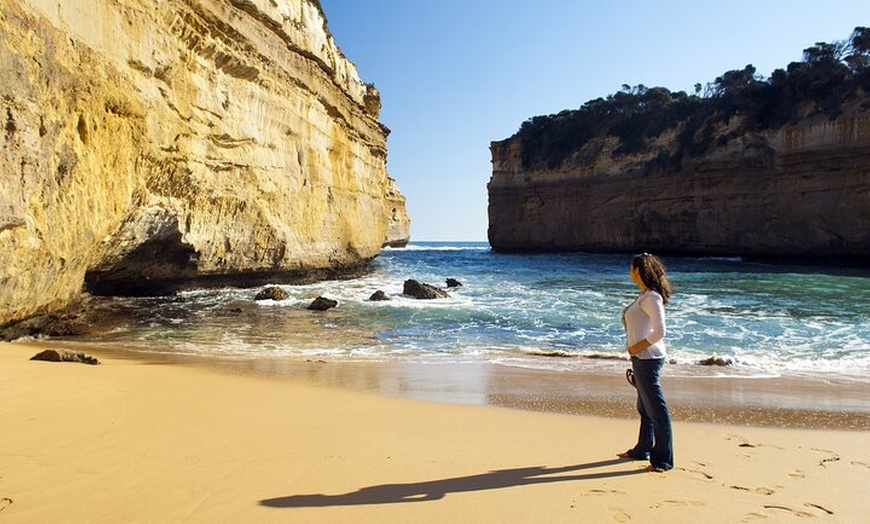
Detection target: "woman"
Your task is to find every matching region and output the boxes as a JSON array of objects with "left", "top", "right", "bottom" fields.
[{"left": 619, "top": 253, "right": 673, "bottom": 472}]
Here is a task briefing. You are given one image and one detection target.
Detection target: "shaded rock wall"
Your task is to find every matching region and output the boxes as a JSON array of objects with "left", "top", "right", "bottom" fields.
[
  {"left": 0, "top": 0, "right": 410, "bottom": 325},
  {"left": 488, "top": 102, "right": 869, "bottom": 263}
]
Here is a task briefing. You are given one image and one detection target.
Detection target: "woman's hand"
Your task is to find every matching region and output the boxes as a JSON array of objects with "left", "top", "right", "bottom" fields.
[{"left": 628, "top": 339, "right": 651, "bottom": 355}]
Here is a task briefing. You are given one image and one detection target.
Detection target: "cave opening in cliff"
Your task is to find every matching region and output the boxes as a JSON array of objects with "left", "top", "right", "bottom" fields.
[{"left": 84, "top": 233, "right": 200, "bottom": 297}]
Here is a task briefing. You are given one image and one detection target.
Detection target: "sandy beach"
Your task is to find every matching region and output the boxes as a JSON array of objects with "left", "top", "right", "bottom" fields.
[{"left": 2, "top": 341, "right": 868, "bottom": 523}]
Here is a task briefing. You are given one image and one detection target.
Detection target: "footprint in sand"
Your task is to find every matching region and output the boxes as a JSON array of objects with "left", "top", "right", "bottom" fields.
[
  {"left": 741, "top": 511, "right": 767, "bottom": 522},
  {"left": 652, "top": 499, "right": 705, "bottom": 509},
  {"left": 678, "top": 466, "right": 713, "bottom": 481},
  {"left": 726, "top": 434, "right": 785, "bottom": 451},
  {"left": 851, "top": 460, "right": 870, "bottom": 469},
  {"left": 804, "top": 503, "right": 834, "bottom": 515},
  {"left": 580, "top": 489, "right": 625, "bottom": 496},
  {"left": 788, "top": 470, "right": 806, "bottom": 479},
  {"left": 726, "top": 437, "right": 756, "bottom": 460},
  {"left": 726, "top": 435, "right": 760, "bottom": 449},
  {"left": 762, "top": 504, "right": 814, "bottom": 518},
  {"left": 609, "top": 507, "right": 632, "bottom": 522},
  {"left": 729, "top": 485, "right": 779, "bottom": 495},
  {"left": 0, "top": 498, "right": 12, "bottom": 513},
  {"left": 725, "top": 434, "right": 752, "bottom": 445},
  {"left": 810, "top": 448, "right": 841, "bottom": 468}
]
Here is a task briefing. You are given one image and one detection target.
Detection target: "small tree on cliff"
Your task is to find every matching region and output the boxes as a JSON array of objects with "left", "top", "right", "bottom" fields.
[{"left": 510, "top": 28, "right": 870, "bottom": 169}]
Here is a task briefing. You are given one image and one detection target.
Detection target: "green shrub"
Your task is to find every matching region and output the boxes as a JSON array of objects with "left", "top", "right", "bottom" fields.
[{"left": 508, "top": 27, "right": 870, "bottom": 171}]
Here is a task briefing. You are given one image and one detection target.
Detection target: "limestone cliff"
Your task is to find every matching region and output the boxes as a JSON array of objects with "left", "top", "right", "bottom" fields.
[
  {"left": 488, "top": 98, "right": 870, "bottom": 264},
  {"left": 0, "top": 0, "right": 410, "bottom": 325}
]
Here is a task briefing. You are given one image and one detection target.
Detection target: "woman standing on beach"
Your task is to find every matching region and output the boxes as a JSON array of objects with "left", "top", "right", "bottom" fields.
[{"left": 620, "top": 253, "right": 674, "bottom": 472}]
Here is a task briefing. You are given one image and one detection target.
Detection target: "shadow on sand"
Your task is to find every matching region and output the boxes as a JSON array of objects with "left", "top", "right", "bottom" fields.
[{"left": 259, "top": 458, "right": 643, "bottom": 508}]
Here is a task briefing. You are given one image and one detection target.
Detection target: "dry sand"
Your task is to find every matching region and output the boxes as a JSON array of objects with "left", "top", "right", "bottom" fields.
[{"left": 2, "top": 341, "right": 868, "bottom": 523}]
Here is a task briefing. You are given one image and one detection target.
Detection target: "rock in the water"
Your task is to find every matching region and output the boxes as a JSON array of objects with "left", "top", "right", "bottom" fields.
[
  {"left": 403, "top": 279, "right": 449, "bottom": 299},
  {"left": 30, "top": 349, "right": 100, "bottom": 365},
  {"left": 254, "top": 287, "right": 289, "bottom": 301},
  {"left": 446, "top": 278, "right": 463, "bottom": 288},
  {"left": 697, "top": 354, "right": 734, "bottom": 366},
  {"left": 369, "top": 290, "right": 390, "bottom": 301},
  {"left": 307, "top": 296, "right": 338, "bottom": 311}
]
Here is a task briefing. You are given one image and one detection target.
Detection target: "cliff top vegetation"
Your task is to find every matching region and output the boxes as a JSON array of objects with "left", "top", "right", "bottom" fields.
[
  {"left": 508, "top": 27, "right": 870, "bottom": 170},
  {"left": 310, "top": 0, "right": 323, "bottom": 17}
]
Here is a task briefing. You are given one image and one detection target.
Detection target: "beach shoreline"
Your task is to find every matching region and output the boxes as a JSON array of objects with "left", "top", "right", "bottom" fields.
[
  {"left": 10, "top": 339, "right": 870, "bottom": 431},
  {"left": 2, "top": 340, "right": 869, "bottom": 523}
]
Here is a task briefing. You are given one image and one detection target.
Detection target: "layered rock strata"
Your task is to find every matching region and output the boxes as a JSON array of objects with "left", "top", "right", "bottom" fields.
[
  {"left": 0, "top": 0, "right": 409, "bottom": 326},
  {"left": 488, "top": 101, "right": 869, "bottom": 263}
]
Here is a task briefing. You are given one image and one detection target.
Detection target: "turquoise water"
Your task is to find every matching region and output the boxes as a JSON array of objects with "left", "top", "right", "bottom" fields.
[{"left": 80, "top": 241, "right": 870, "bottom": 383}]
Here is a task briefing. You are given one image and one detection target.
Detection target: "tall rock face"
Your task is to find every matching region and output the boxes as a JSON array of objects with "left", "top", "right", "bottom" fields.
[
  {"left": 488, "top": 100, "right": 869, "bottom": 263},
  {"left": 383, "top": 180, "right": 411, "bottom": 248},
  {"left": 0, "top": 0, "right": 410, "bottom": 325}
]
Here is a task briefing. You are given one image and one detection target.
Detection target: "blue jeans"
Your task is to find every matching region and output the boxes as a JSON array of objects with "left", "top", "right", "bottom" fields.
[{"left": 629, "top": 357, "right": 673, "bottom": 470}]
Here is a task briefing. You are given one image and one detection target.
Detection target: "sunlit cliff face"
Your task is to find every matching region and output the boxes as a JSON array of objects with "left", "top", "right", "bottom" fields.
[{"left": 0, "top": 0, "right": 409, "bottom": 324}]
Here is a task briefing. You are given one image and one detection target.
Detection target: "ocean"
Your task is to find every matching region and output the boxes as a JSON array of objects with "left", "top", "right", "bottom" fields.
[{"left": 75, "top": 241, "right": 870, "bottom": 384}]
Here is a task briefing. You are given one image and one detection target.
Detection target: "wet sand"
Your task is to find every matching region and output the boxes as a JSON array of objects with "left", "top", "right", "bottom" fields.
[
  {"left": 2, "top": 341, "right": 869, "bottom": 523},
  {"left": 63, "top": 340, "right": 870, "bottom": 430}
]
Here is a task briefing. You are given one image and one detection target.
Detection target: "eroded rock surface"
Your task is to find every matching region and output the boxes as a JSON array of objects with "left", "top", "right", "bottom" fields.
[
  {"left": 307, "top": 296, "right": 338, "bottom": 310},
  {"left": 30, "top": 349, "right": 100, "bottom": 365},
  {"left": 0, "top": 0, "right": 409, "bottom": 325},
  {"left": 403, "top": 279, "right": 449, "bottom": 299},
  {"left": 488, "top": 101, "right": 869, "bottom": 263}
]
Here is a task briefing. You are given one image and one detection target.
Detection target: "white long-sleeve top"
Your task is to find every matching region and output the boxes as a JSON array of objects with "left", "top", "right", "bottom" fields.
[{"left": 622, "top": 290, "right": 667, "bottom": 359}]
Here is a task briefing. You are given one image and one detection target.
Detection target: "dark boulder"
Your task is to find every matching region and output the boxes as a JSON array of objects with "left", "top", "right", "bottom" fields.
[
  {"left": 0, "top": 295, "right": 170, "bottom": 341},
  {"left": 403, "top": 279, "right": 449, "bottom": 299},
  {"left": 697, "top": 354, "right": 734, "bottom": 366},
  {"left": 307, "top": 296, "right": 338, "bottom": 311},
  {"left": 446, "top": 278, "right": 463, "bottom": 288},
  {"left": 30, "top": 349, "right": 100, "bottom": 365},
  {"left": 254, "top": 287, "right": 289, "bottom": 301},
  {"left": 369, "top": 290, "right": 390, "bottom": 301}
]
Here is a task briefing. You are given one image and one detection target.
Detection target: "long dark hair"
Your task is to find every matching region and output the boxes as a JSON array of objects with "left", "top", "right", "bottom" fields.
[{"left": 632, "top": 253, "right": 672, "bottom": 305}]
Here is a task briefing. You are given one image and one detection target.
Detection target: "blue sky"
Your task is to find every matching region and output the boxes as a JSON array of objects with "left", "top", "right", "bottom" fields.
[{"left": 320, "top": 1, "right": 870, "bottom": 241}]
